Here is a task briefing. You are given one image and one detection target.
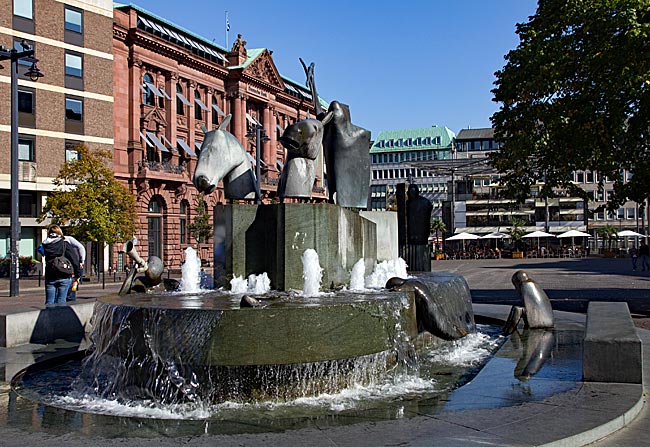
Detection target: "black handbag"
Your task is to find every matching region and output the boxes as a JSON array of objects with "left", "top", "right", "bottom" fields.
[{"left": 50, "top": 241, "right": 74, "bottom": 275}]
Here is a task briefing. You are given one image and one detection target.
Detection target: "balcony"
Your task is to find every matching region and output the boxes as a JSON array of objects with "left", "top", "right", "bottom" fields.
[{"left": 138, "top": 160, "right": 186, "bottom": 175}]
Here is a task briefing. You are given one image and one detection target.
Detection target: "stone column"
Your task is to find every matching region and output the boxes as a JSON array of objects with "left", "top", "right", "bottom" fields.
[
  {"left": 231, "top": 93, "right": 243, "bottom": 143},
  {"left": 206, "top": 87, "right": 214, "bottom": 129},
  {"left": 129, "top": 57, "right": 144, "bottom": 167},
  {"left": 188, "top": 81, "right": 197, "bottom": 150},
  {"left": 168, "top": 73, "right": 177, "bottom": 156},
  {"left": 263, "top": 106, "right": 273, "bottom": 172}
]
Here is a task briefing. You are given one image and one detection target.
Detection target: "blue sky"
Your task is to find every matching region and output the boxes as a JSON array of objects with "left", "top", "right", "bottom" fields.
[{"left": 126, "top": 0, "right": 538, "bottom": 137}]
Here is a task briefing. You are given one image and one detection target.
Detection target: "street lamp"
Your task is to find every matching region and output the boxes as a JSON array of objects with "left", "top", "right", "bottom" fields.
[
  {"left": 0, "top": 41, "right": 44, "bottom": 297},
  {"left": 246, "top": 124, "right": 270, "bottom": 205}
]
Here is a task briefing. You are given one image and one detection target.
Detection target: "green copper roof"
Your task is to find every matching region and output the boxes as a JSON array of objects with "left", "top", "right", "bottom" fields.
[
  {"left": 114, "top": 2, "right": 228, "bottom": 52},
  {"left": 370, "top": 127, "right": 456, "bottom": 153}
]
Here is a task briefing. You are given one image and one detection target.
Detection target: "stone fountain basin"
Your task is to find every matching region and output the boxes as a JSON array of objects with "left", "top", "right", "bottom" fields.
[{"left": 95, "top": 290, "right": 417, "bottom": 367}]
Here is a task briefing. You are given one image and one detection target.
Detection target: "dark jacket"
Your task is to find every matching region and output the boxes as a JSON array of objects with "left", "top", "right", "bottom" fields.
[{"left": 42, "top": 236, "right": 80, "bottom": 280}]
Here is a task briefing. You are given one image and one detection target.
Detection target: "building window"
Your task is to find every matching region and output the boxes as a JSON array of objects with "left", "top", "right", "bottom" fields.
[
  {"left": 18, "top": 138, "right": 34, "bottom": 161},
  {"left": 64, "top": 7, "right": 82, "bottom": 33},
  {"left": 13, "top": 0, "right": 32, "bottom": 18},
  {"left": 212, "top": 96, "right": 219, "bottom": 125},
  {"left": 148, "top": 197, "right": 163, "bottom": 259},
  {"left": 65, "top": 52, "right": 83, "bottom": 90},
  {"left": 65, "top": 141, "right": 81, "bottom": 161},
  {"left": 180, "top": 201, "right": 189, "bottom": 244},
  {"left": 627, "top": 208, "right": 635, "bottom": 219},
  {"left": 194, "top": 90, "right": 203, "bottom": 120},
  {"left": 65, "top": 53, "right": 83, "bottom": 77},
  {"left": 18, "top": 89, "right": 35, "bottom": 127},
  {"left": 143, "top": 73, "right": 156, "bottom": 106},
  {"left": 176, "top": 83, "right": 185, "bottom": 116},
  {"left": 65, "top": 97, "right": 83, "bottom": 133}
]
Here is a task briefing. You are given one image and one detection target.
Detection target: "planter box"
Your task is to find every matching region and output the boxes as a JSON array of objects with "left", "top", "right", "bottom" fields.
[{"left": 512, "top": 251, "right": 524, "bottom": 259}]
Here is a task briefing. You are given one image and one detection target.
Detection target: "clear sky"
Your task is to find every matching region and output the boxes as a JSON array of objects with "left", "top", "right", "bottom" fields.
[{"left": 125, "top": 0, "right": 538, "bottom": 138}]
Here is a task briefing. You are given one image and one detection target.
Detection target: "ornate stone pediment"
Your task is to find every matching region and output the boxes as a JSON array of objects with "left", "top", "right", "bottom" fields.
[
  {"left": 142, "top": 107, "right": 168, "bottom": 131},
  {"left": 243, "top": 49, "right": 285, "bottom": 90}
]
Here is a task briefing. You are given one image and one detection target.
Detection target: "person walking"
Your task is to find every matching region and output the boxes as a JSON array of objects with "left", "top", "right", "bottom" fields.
[
  {"left": 639, "top": 240, "right": 650, "bottom": 272},
  {"left": 64, "top": 234, "right": 86, "bottom": 302},
  {"left": 41, "top": 225, "right": 80, "bottom": 305},
  {"left": 630, "top": 246, "right": 638, "bottom": 271}
]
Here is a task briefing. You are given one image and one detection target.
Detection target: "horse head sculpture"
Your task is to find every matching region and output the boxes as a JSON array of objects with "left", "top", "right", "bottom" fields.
[
  {"left": 192, "top": 114, "right": 259, "bottom": 201},
  {"left": 278, "top": 113, "right": 332, "bottom": 199}
]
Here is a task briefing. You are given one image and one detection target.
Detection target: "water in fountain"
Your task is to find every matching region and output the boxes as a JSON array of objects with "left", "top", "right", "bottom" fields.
[
  {"left": 301, "top": 249, "right": 322, "bottom": 296},
  {"left": 349, "top": 258, "right": 366, "bottom": 290},
  {"left": 229, "top": 273, "right": 271, "bottom": 294},
  {"left": 365, "top": 258, "right": 409, "bottom": 289},
  {"left": 180, "top": 247, "right": 202, "bottom": 293},
  {"left": 14, "top": 326, "right": 503, "bottom": 423}
]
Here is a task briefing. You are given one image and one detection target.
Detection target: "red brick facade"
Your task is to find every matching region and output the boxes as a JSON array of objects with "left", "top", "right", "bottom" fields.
[{"left": 112, "top": 5, "right": 325, "bottom": 270}]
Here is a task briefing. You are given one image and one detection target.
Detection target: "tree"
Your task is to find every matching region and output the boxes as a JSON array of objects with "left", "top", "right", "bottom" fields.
[
  {"left": 39, "top": 144, "right": 137, "bottom": 244},
  {"left": 597, "top": 224, "right": 618, "bottom": 251},
  {"left": 187, "top": 195, "right": 213, "bottom": 244},
  {"left": 491, "top": 0, "right": 650, "bottom": 210},
  {"left": 430, "top": 218, "right": 446, "bottom": 253},
  {"left": 508, "top": 217, "right": 527, "bottom": 251}
]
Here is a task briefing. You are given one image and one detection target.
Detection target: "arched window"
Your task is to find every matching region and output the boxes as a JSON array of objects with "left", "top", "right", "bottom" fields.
[
  {"left": 148, "top": 197, "right": 163, "bottom": 258},
  {"left": 212, "top": 96, "right": 219, "bottom": 126},
  {"left": 143, "top": 73, "right": 155, "bottom": 106},
  {"left": 194, "top": 89, "right": 203, "bottom": 121},
  {"left": 176, "top": 83, "right": 184, "bottom": 116}
]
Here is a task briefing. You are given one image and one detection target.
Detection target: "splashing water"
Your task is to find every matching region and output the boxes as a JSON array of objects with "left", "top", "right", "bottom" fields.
[
  {"left": 229, "top": 273, "right": 271, "bottom": 294},
  {"left": 365, "top": 258, "right": 409, "bottom": 289},
  {"left": 302, "top": 249, "right": 322, "bottom": 296},
  {"left": 180, "top": 247, "right": 202, "bottom": 293},
  {"left": 349, "top": 258, "right": 366, "bottom": 290},
  {"left": 248, "top": 272, "right": 271, "bottom": 294},
  {"left": 230, "top": 275, "right": 248, "bottom": 293}
]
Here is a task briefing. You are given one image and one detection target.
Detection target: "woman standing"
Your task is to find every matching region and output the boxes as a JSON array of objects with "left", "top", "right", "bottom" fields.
[{"left": 41, "top": 224, "right": 80, "bottom": 305}]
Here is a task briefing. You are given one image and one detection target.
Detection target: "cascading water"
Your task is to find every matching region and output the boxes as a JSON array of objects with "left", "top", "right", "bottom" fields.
[
  {"left": 180, "top": 247, "right": 202, "bottom": 293},
  {"left": 349, "top": 258, "right": 366, "bottom": 290}
]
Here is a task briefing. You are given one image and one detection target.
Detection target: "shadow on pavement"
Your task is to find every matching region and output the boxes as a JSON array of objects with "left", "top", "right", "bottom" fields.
[{"left": 30, "top": 306, "right": 85, "bottom": 344}]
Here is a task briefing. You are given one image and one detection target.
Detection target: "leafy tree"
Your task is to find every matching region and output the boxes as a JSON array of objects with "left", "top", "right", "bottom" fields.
[
  {"left": 188, "top": 195, "right": 213, "bottom": 244},
  {"left": 430, "top": 218, "right": 446, "bottom": 253},
  {"left": 39, "top": 144, "right": 137, "bottom": 244},
  {"left": 597, "top": 224, "right": 618, "bottom": 250},
  {"left": 491, "top": 0, "right": 650, "bottom": 210},
  {"left": 508, "top": 217, "right": 527, "bottom": 251}
]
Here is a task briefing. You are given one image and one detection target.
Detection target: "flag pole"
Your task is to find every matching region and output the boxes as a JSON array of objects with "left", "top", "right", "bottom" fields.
[{"left": 225, "top": 11, "right": 229, "bottom": 49}]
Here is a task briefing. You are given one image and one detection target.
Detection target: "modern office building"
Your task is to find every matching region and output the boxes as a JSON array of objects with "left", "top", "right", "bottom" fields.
[
  {"left": 0, "top": 0, "right": 114, "bottom": 260},
  {"left": 369, "top": 127, "right": 455, "bottom": 219},
  {"left": 112, "top": 4, "right": 324, "bottom": 269},
  {"left": 372, "top": 126, "right": 644, "bottom": 250}
]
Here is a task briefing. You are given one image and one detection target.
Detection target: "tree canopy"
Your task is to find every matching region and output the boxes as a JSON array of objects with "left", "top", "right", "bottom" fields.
[
  {"left": 491, "top": 0, "right": 650, "bottom": 209},
  {"left": 39, "top": 144, "right": 137, "bottom": 244},
  {"left": 188, "top": 195, "right": 213, "bottom": 244}
]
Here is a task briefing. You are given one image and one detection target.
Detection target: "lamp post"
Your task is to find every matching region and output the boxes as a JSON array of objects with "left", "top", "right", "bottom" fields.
[
  {"left": 246, "top": 124, "right": 270, "bottom": 205},
  {"left": 0, "top": 41, "right": 44, "bottom": 297}
]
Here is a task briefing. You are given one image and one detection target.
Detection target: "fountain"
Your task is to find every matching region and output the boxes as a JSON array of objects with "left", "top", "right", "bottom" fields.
[{"left": 8, "top": 59, "right": 495, "bottom": 426}]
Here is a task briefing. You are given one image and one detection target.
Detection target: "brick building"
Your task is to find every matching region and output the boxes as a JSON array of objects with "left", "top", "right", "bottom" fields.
[
  {"left": 112, "top": 4, "right": 324, "bottom": 270},
  {"left": 0, "top": 0, "right": 114, "bottom": 261}
]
